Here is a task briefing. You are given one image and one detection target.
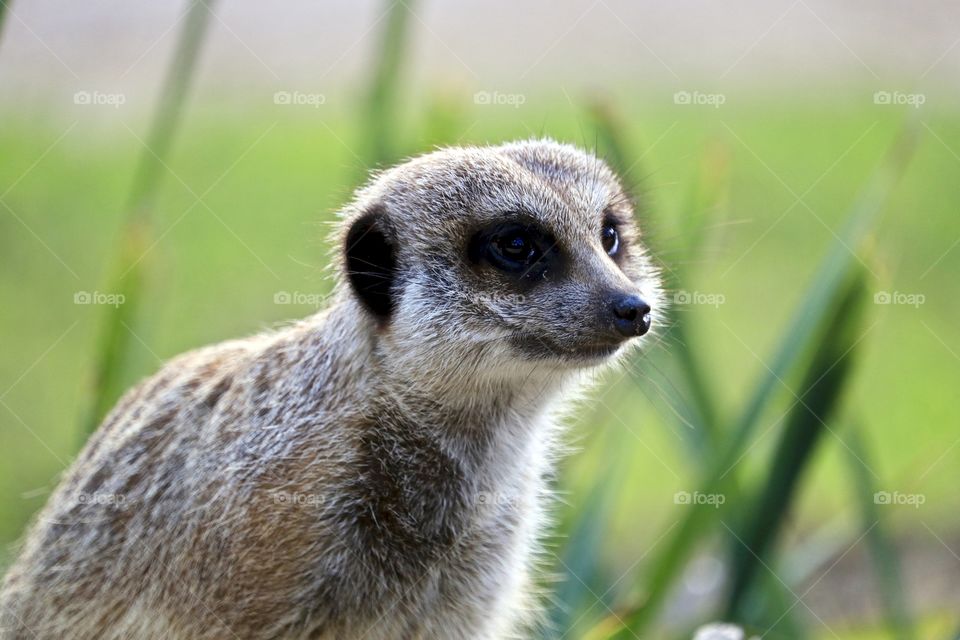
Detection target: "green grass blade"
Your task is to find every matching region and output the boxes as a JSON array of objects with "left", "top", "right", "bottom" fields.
[
  {"left": 846, "top": 426, "right": 915, "bottom": 640},
  {"left": 588, "top": 100, "right": 805, "bottom": 637},
  {"left": 724, "top": 267, "right": 868, "bottom": 617},
  {"left": 586, "top": 99, "right": 638, "bottom": 188},
  {"left": 0, "top": 0, "right": 10, "bottom": 43},
  {"left": 604, "top": 121, "right": 918, "bottom": 638},
  {"left": 589, "top": 98, "right": 727, "bottom": 454},
  {"left": 677, "top": 140, "right": 731, "bottom": 266},
  {"left": 546, "top": 472, "right": 620, "bottom": 637},
  {"left": 80, "top": 0, "right": 217, "bottom": 439},
  {"left": 544, "top": 412, "right": 635, "bottom": 638},
  {"left": 127, "top": 0, "right": 217, "bottom": 213},
  {"left": 664, "top": 142, "right": 731, "bottom": 455},
  {"left": 725, "top": 122, "right": 917, "bottom": 457},
  {"left": 80, "top": 222, "right": 151, "bottom": 439},
  {"left": 362, "top": 0, "right": 415, "bottom": 168},
  {"left": 947, "top": 620, "right": 960, "bottom": 640}
]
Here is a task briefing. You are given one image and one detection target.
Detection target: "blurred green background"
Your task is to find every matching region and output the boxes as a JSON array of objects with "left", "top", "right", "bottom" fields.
[{"left": 1, "top": 1, "right": 958, "bottom": 638}]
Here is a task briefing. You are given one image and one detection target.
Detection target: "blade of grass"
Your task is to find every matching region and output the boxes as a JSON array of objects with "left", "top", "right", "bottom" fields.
[
  {"left": 589, "top": 98, "right": 728, "bottom": 454},
  {"left": 80, "top": 0, "right": 217, "bottom": 439},
  {"left": 749, "top": 572, "right": 809, "bottom": 640},
  {"left": 586, "top": 99, "right": 638, "bottom": 189},
  {"left": 663, "top": 141, "right": 731, "bottom": 455},
  {"left": 947, "top": 620, "right": 960, "bottom": 640},
  {"left": 845, "top": 426, "right": 915, "bottom": 640},
  {"left": 724, "top": 266, "right": 868, "bottom": 617},
  {"left": 588, "top": 99, "right": 806, "bottom": 636},
  {"left": 362, "top": 0, "right": 415, "bottom": 169},
  {"left": 720, "top": 122, "right": 917, "bottom": 463},
  {"left": 127, "top": 0, "right": 216, "bottom": 212},
  {"left": 544, "top": 408, "right": 635, "bottom": 638},
  {"left": 603, "top": 120, "right": 918, "bottom": 638},
  {"left": 0, "top": 0, "right": 10, "bottom": 42},
  {"left": 677, "top": 139, "right": 732, "bottom": 267}
]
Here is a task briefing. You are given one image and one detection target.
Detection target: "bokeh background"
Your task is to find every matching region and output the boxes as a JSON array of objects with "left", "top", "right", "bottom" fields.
[{"left": 1, "top": 1, "right": 958, "bottom": 638}]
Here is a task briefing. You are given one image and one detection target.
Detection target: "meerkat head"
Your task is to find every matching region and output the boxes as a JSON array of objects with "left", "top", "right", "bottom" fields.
[{"left": 338, "top": 139, "right": 663, "bottom": 388}]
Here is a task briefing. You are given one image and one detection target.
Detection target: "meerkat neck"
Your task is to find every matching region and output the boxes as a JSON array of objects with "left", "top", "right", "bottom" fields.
[
  {"left": 318, "top": 292, "right": 571, "bottom": 422},
  {"left": 311, "top": 296, "right": 571, "bottom": 473}
]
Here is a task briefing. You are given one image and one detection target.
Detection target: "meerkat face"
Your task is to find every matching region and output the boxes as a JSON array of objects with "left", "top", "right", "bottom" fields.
[{"left": 341, "top": 139, "right": 663, "bottom": 379}]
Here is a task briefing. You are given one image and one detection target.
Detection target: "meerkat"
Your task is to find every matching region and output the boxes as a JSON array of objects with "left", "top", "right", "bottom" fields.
[{"left": 0, "top": 139, "right": 663, "bottom": 640}]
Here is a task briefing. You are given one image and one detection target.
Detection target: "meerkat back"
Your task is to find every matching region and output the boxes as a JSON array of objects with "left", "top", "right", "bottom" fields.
[{"left": 0, "top": 139, "right": 662, "bottom": 640}]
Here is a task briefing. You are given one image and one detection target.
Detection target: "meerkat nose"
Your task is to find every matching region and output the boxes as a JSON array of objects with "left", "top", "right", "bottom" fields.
[{"left": 610, "top": 294, "right": 652, "bottom": 337}]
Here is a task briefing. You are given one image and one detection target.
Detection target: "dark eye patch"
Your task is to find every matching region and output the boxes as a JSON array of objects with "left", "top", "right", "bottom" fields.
[{"left": 467, "top": 218, "right": 560, "bottom": 281}]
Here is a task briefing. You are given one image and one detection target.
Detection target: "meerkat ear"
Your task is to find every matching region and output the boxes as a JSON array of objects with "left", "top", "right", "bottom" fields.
[{"left": 344, "top": 206, "right": 397, "bottom": 322}]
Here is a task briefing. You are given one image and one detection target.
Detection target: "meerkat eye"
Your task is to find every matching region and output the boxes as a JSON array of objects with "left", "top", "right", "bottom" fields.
[
  {"left": 495, "top": 229, "right": 537, "bottom": 263},
  {"left": 469, "top": 221, "right": 555, "bottom": 276},
  {"left": 601, "top": 223, "right": 620, "bottom": 256},
  {"left": 489, "top": 226, "right": 541, "bottom": 272}
]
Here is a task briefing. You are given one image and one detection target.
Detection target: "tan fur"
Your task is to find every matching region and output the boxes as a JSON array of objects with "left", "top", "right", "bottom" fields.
[{"left": 0, "top": 139, "right": 663, "bottom": 639}]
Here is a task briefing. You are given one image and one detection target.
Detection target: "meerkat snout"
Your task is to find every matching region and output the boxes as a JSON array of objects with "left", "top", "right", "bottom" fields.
[{"left": 610, "top": 293, "right": 653, "bottom": 337}]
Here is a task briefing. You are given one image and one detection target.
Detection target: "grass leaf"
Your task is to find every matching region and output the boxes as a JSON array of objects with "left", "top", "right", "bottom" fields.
[
  {"left": 362, "top": 0, "right": 415, "bottom": 169},
  {"left": 723, "top": 266, "right": 869, "bottom": 617},
  {"left": 0, "top": 0, "right": 10, "bottom": 43},
  {"left": 80, "top": 0, "right": 217, "bottom": 439},
  {"left": 846, "top": 426, "right": 916, "bottom": 640},
  {"left": 603, "top": 120, "right": 918, "bottom": 638}
]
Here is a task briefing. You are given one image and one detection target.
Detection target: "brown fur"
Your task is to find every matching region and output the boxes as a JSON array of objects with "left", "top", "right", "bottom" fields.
[{"left": 0, "top": 139, "right": 663, "bottom": 639}]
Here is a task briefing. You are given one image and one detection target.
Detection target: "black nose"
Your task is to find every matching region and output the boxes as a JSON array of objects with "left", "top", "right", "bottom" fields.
[{"left": 611, "top": 294, "right": 652, "bottom": 337}]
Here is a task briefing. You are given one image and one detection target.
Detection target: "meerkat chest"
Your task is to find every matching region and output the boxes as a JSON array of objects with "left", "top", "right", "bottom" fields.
[{"left": 336, "top": 415, "right": 551, "bottom": 633}]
